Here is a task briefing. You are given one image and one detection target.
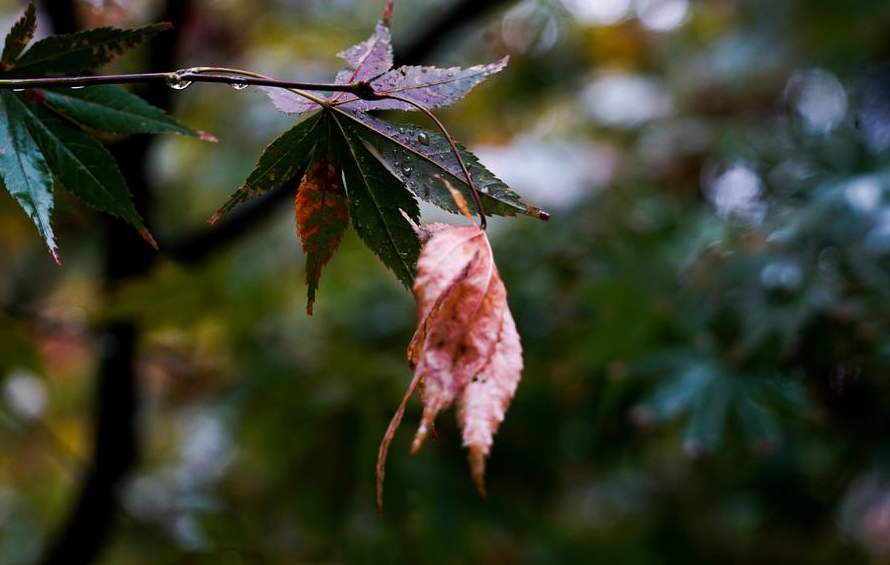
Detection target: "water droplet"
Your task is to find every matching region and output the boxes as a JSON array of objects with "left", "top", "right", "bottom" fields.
[
  {"left": 166, "top": 75, "right": 192, "bottom": 90},
  {"left": 417, "top": 132, "right": 430, "bottom": 145},
  {"left": 447, "top": 72, "right": 454, "bottom": 78},
  {"left": 166, "top": 71, "right": 194, "bottom": 90},
  {"left": 398, "top": 127, "right": 406, "bottom": 135},
  {"left": 12, "top": 88, "right": 25, "bottom": 92},
  {"left": 230, "top": 81, "right": 249, "bottom": 91},
  {"left": 408, "top": 129, "right": 416, "bottom": 137},
  {"left": 399, "top": 251, "right": 408, "bottom": 257},
  {"left": 353, "top": 199, "right": 360, "bottom": 207},
  {"left": 402, "top": 165, "right": 413, "bottom": 176},
  {"left": 69, "top": 85, "right": 85, "bottom": 90}
]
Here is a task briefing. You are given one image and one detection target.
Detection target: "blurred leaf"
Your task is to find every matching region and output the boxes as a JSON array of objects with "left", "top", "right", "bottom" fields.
[
  {"left": 6, "top": 22, "right": 171, "bottom": 77},
  {"left": 683, "top": 370, "right": 732, "bottom": 455},
  {"left": 0, "top": 1, "right": 36, "bottom": 71}
]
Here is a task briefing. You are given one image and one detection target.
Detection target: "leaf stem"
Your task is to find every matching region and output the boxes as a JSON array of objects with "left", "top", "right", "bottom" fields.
[{"left": 370, "top": 93, "right": 488, "bottom": 229}]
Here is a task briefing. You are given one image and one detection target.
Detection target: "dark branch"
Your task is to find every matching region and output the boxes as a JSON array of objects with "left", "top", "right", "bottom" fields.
[
  {"left": 395, "top": 0, "right": 510, "bottom": 65},
  {"left": 38, "top": 1, "right": 193, "bottom": 564}
]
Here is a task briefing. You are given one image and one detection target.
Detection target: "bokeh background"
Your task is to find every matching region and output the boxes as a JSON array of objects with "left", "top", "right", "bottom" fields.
[{"left": 3, "top": 0, "right": 890, "bottom": 563}]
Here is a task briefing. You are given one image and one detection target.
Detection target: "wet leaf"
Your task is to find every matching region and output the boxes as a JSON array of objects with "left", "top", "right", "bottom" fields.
[
  {"left": 261, "top": 3, "right": 504, "bottom": 115},
  {"left": 331, "top": 113, "right": 420, "bottom": 286},
  {"left": 377, "top": 221, "right": 522, "bottom": 512},
  {"left": 7, "top": 93, "right": 156, "bottom": 248},
  {"left": 333, "top": 0, "right": 393, "bottom": 84},
  {"left": 296, "top": 156, "right": 349, "bottom": 314},
  {"left": 0, "top": 90, "right": 56, "bottom": 261},
  {"left": 338, "top": 58, "right": 509, "bottom": 112},
  {"left": 333, "top": 108, "right": 547, "bottom": 220}
]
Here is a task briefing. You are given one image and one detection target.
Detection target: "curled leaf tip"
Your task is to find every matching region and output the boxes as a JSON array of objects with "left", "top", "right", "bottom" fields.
[
  {"left": 398, "top": 208, "right": 421, "bottom": 233},
  {"left": 383, "top": 1, "right": 394, "bottom": 23},
  {"left": 442, "top": 178, "right": 475, "bottom": 223},
  {"left": 50, "top": 248, "right": 61, "bottom": 266},
  {"left": 469, "top": 446, "right": 487, "bottom": 497},
  {"left": 410, "top": 417, "right": 432, "bottom": 454},
  {"left": 140, "top": 229, "right": 159, "bottom": 251},
  {"left": 158, "top": 21, "right": 174, "bottom": 31},
  {"left": 197, "top": 130, "right": 218, "bottom": 143},
  {"left": 538, "top": 210, "right": 551, "bottom": 221},
  {"left": 376, "top": 369, "right": 424, "bottom": 517},
  {"left": 207, "top": 209, "right": 225, "bottom": 226}
]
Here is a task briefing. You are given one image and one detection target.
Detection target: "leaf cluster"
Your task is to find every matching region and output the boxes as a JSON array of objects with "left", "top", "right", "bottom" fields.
[
  {"left": 0, "top": 2, "right": 202, "bottom": 261},
  {"left": 212, "top": 3, "right": 546, "bottom": 308}
]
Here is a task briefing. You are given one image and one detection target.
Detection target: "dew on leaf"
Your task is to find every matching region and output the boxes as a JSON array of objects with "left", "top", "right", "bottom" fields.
[
  {"left": 230, "top": 81, "right": 249, "bottom": 91},
  {"left": 417, "top": 132, "right": 430, "bottom": 145},
  {"left": 69, "top": 86, "right": 85, "bottom": 90}
]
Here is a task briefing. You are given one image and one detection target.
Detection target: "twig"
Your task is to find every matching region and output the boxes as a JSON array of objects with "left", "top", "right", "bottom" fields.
[{"left": 0, "top": 68, "right": 367, "bottom": 105}]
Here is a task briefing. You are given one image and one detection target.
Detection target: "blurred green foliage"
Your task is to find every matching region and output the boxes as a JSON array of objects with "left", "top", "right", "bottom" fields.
[{"left": 3, "top": 0, "right": 890, "bottom": 563}]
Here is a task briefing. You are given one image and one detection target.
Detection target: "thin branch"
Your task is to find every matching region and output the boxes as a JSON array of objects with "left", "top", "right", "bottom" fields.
[{"left": 0, "top": 69, "right": 367, "bottom": 104}]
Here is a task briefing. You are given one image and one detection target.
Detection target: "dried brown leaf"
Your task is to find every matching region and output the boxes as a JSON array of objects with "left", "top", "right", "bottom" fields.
[{"left": 377, "top": 222, "right": 522, "bottom": 514}]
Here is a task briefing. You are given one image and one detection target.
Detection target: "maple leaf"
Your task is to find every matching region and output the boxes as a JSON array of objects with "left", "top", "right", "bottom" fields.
[
  {"left": 261, "top": 2, "right": 506, "bottom": 115},
  {"left": 0, "top": 2, "right": 204, "bottom": 261},
  {"left": 296, "top": 155, "right": 350, "bottom": 315},
  {"left": 217, "top": 2, "right": 546, "bottom": 306},
  {"left": 376, "top": 189, "right": 523, "bottom": 513},
  {"left": 213, "top": 111, "right": 420, "bottom": 294}
]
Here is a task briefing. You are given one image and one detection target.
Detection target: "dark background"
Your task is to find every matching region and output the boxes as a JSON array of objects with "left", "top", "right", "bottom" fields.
[{"left": 2, "top": 0, "right": 890, "bottom": 563}]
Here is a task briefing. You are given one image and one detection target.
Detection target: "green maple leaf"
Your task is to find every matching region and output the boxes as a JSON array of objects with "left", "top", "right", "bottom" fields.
[
  {"left": 0, "top": 2, "right": 207, "bottom": 260},
  {"left": 0, "top": 90, "right": 56, "bottom": 260}
]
